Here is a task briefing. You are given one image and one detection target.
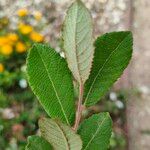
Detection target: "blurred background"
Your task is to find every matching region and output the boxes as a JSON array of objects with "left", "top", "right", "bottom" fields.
[{"left": 0, "top": 0, "right": 149, "bottom": 150}]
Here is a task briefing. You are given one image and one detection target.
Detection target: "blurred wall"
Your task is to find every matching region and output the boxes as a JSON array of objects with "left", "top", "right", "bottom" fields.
[{"left": 127, "top": 0, "right": 150, "bottom": 150}]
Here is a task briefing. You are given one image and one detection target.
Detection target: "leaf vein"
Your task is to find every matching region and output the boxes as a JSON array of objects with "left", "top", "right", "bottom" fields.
[{"left": 36, "top": 46, "right": 70, "bottom": 125}]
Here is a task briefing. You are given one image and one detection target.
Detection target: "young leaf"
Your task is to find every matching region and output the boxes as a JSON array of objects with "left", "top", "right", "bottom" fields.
[
  {"left": 39, "top": 118, "right": 82, "bottom": 150},
  {"left": 84, "top": 31, "right": 133, "bottom": 106},
  {"left": 63, "top": 0, "right": 94, "bottom": 84},
  {"left": 25, "top": 136, "right": 53, "bottom": 150},
  {"left": 27, "top": 44, "right": 75, "bottom": 125},
  {"left": 78, "top": 113, "right": 112, "bottom": 150}
]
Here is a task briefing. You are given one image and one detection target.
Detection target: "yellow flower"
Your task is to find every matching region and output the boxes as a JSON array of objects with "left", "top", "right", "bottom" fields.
[
  {"left": 0, "top": 45, "right": 13, "bottom": 55},
  {"left": 30, "top": 31, "right": 44, "bottom": 42},
  {"left": 33, "top": 11, "right": 42, "bottom": 21},
  {"left": 17, "top": 8, "right": 28, "bottom": 17},
  {"left": 0, "top": 36, "right": 9, "bottom": 46},
  {"left": 16, "top": 42, "right": 26, "bottom": 53},
  {"left": 19, "top": 23, "right": 33, "bottom": 35},
  {"left": 0, "top": 63, "right": 4, "bottom": 73},
  {"left": 0, "top": 35, "right": 16, "bottom": 46},
  {"left": 7, "top": 33, "right": 18, "bottom": 42}
]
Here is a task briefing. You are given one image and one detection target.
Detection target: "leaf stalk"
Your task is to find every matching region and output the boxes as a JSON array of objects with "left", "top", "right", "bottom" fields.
[{"left": 73, "top": 82, "right": 84, "bottom": 131}]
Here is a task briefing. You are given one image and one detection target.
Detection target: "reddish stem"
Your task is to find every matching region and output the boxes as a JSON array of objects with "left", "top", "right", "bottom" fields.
[{"left": 73, "top": 82, "right": 84, "bottom": 131}]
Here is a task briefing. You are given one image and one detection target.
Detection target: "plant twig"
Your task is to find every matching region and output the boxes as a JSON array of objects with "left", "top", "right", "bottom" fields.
[{"left": 73, "top": 82, "right": 84, "bottom": 131}]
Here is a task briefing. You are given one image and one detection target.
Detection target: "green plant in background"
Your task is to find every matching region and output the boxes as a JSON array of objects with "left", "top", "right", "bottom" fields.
[
  {"left": 25, "top": 0, "right": 133, "bottom": 149},
  {"left": 0, "top": 7, "right": 45, "bottom": 150}
]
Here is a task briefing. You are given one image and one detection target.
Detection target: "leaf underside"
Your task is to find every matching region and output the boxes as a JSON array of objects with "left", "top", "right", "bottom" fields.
[
  {"left": 63, "top": 0, "right": 94, "bottom": 84},
  {"left": 39, "top": 118, "right": 82, "bottom": 150},
  {"left": 78, "top": 113, "right": 112, "bottom": 150},
  {"left": 25, "top": 136, "right": 53, "bottom": 150},
  {"left": 27, "top": 44, "right": 75, "bottom": 125},
  {"left": 84, "top": 31, "right": 133, "bottom": 106}
]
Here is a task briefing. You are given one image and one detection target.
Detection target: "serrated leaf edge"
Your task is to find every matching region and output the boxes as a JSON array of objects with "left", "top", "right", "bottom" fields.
[
  {"left": 62, "top": 0, "right": 94, "bottom": 84},
  {"left": 84, "top": 32, "right": 133, "bottom": 105},
  {"left": 26, "top": 44, "right": 70, "bottom": 125},
  {"left": 39, "top": 118, "right": 83, "bottom": 150},
  {"left": 80, "top": 113, "right": 112, "bottom": 150}
]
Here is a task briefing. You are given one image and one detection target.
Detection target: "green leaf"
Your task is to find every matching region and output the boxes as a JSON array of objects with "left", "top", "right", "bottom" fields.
[
  {"left": 78, "top": 113, "right": 112, "bottom": 150},
  {"left": 27, "top": 43, "right": 75, "bottom": 125},
  {"left": 25, "top": 136, "right": 53, "bottom": 150},
  {"left": 39, "top": 118, "right": 82, "bottom": 150},
  {"left": 63, "top": 0, "right": 94, "bottom": 84},
  {"left": 84, "top": 31, "right": 133, "bottom": 106}
]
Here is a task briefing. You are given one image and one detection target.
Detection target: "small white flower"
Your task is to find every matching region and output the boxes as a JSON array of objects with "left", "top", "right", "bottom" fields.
[
  {"left": 109, "top": 92, "right": 117, "bottom": 101},
  {"left": 115, "top": 100, "right": 124, "bottom": 109},
  {"left": 60, "top": 52, "right": 65, "bottom": 58},
  {"left": 19, "top": 79, "right": 27, "bottom": 89}
]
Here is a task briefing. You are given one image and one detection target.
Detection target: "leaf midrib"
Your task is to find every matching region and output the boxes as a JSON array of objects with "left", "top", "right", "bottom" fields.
[
  {"left": 36, "top": 46, "right": 70, "bottom": 125},
  {"left": 84, "top": 33, "right": 130, "bottom": 105},
  {"left": 83, "top": 115, "right": 108, "bottom": 150},
  {"left": 55, "top": 121, "right": 70, "bottom": 150},
  {"left": 74, "top": 2, "right": 82, "bottom": 83}
]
